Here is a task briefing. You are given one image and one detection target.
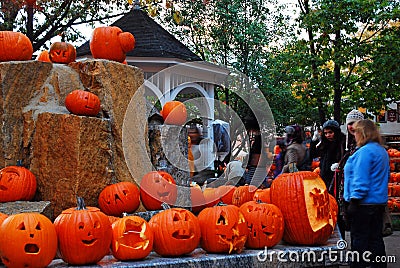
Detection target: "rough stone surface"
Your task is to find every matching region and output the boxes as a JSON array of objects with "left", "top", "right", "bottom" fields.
[
  {"left": 0, "top": 201, "right": 52, "bottom": 219},
  {"left": 0, "top": 60, "right": 149, "bottom": 219}
]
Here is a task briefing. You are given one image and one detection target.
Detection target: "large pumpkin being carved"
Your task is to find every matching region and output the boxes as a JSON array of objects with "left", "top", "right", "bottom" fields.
[
  {"left": 239, "top": 201, "right": 284, "bottom": 249},
  {"left": 0, "top": 31, "right": 33, "bottom": 62},
  {"left": 98, "top": 181, "right": 140, "bottom": 217},
  {"left": 0, "top": 213, "right": 57, "bottom": 268},
  {"left": 198, "top": 203, "right": 248, "bottom": 254},
  {"left": 270, "top": 171, "right": 333, "bottom": 245},
  {"left": 90, "top": 26, "right": 135, "bottom": 63},
  {"left": 65, "top": 90, "right": 101, "bottom": 116},
  {"left": 148, "top": 207, "right": 200, "bottom": 256},
  {"left": 0, "top": 165, "right": 37, "bottom": 202},
  {"left": 53, "top": 197, "right": 112, "bottom": 265},
  {"left": 111, "top": 215, "right": 153, "bottom": 260},
  {"left": 140, "top": 171, "right": 177, "bottom": 210}
]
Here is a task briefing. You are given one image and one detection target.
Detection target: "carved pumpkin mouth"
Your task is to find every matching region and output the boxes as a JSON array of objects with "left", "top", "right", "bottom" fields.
[
  {"left": 82, "top": 238, "right": 97, "bottom": 245},
  {"left": 157, "top": 191, "right": 171, "bottom": 198},
  {"left": 0, "top": 185, "right": 7, "bottom": 190},
  {"left": 24, "top": 244, "right": 39, "bottom": 253},
  {"left": 172, "top": 231, "right": 193, "bottom": 240}
]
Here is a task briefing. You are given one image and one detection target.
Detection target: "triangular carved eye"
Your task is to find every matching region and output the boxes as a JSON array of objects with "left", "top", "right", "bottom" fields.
[
  {"left": 18, "top": 222, "right": 26, "bottom": 230},
  {"left": 35, "top": 223, "right": 41, "bottom": 230},
  {"left": 217, "top": 212, "right": 227, "bottom": 225},
  {"left": 173, "top": 213, "right": 181, "bottom": 221},
  {"left": 94, "top": 221, "right": 101, "bottom": 229}
]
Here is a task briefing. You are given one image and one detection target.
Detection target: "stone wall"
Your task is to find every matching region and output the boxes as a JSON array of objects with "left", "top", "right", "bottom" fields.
[{"left": 0, "top": 60, "right": 151, "bottom": 218}]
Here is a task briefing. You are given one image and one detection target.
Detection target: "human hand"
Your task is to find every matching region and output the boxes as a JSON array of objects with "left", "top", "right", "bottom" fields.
[
  {"left": 331, "top": 163, "right": 339, "bottom": 171},
  {"left": 312, "top": 130, "right": 320, "bottom": 141}
]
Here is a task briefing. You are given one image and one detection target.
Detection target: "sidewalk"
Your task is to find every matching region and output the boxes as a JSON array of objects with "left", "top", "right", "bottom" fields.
[{"left": 340, "top": 231, "right": 399, "bottom": 267}]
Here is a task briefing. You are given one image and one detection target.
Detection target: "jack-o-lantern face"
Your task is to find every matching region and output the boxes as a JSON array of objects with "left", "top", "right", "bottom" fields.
[
  {"left": 0, "top": 165, "right": 36, "bottom": 202},
  {"left": 140, "top": 171, "right": 178, "bottom": 210},
  {"left": 98, "top": 181, "right": 140, "bottom": 216},
  {"left": 65, "top": 89, "right": 101, "bottom": 116},
  {"left": 148, "top": 208, "right": 201, "bottom": 257},
  {"left": 270, "top": 171, "right": 333, "bottom": 245},
  {"left": 0, "top": 213, "right": 57, "bottom": 268},
  {"left": 198, "top": 204, "right": 248, "bottom": 254},
  {"left": 239, "top": 201, "right": 284, "bottom": 249},
  {"left": 53, "top": 197, "right": 112, "bottom": 265},
  {"left": 49, "top": 41, "right": 76, "bottom": 63},
  {"left": 111, "top": 216, "right": 153, "bottom": 260}
]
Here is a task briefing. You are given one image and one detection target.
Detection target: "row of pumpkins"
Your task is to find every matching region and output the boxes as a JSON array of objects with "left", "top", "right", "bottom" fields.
[
  {"left": 0, "top": 169, "right": 338, "bottom": 267},
  {"left": 0, "top": 25, "right": 135, "bottom": 64}
]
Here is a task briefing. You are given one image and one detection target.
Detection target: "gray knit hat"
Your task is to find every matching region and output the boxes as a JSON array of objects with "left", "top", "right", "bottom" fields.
[
  {"left": 346, "top": 109, "right": 364, "bottom": 125},
  {"left": 322, "top": 119, "right": 340, "bottom": 130}
]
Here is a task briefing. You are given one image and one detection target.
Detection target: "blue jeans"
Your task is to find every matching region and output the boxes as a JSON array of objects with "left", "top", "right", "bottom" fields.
[{"left": 348, "top": 205, "right": 386, "bottom": 268}]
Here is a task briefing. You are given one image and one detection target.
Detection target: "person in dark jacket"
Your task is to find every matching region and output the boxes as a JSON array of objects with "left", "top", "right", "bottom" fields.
[{"left": 314, "top": 120, "right": 346, "bottom": 191}]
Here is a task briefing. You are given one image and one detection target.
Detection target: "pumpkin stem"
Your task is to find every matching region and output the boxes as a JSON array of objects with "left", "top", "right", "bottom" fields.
[
  {"left": 16, "top": 160, "right": 23, "bottom": 167},
  {"left": 76, "top": 196, "right": 87, "bottom": 210},
  {"left": 161, "top": 202, "right": 171, "bottom": 210}
]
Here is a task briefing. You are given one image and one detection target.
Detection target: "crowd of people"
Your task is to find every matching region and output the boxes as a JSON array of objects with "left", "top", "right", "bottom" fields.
[{"left": 217, "top": 109, "right": 391, "bottom": 268}]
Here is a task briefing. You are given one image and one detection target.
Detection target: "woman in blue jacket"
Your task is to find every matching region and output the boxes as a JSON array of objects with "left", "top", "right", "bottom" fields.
[{"left": 344, "top": 119, "right": 389, "bottom": 268}]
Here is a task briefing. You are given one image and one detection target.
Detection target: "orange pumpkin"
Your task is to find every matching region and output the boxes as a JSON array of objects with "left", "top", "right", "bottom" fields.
[
  {"left": 160, "top": 101, "right": 187, "bottom": 125},
  {"left": 253, "top": 188, "right": 271, "bottom": 203},
  {"left": 0, "top": 212, "right": 7, "bottom": 225},
  {"left": 36, "top": 50, "right": 51, "bottom": 62},
  {"left": 140, "top": 171, "right": 177, "bottom": 210},
  {"left": 198, "top": 203, "right": 248, "bottom": 254},
  {"left": 0, "top": 165, "right": 37, "bottom": 202},
  {"left": 148, "top": 207, "right": 201, "bottom": 256},
  {"left": 270, "top": 171, "right": 333, "bottom": 245},
  {"left": 111, "top": 215, "right": 153, "bottom": 260},
  {"left": 65, "top": 89, "right": 101, "bottom": 116},
  {"left": 90, "top": 26, "right": 135, "bottom": 63},
  {"left": 239, "top": 200, "right": 284, "bottom": 248},
  {"left": 231, "top": 185, "right": 257, "bottom": 207},
  {"left": 98, "top": 181, "right": 141, "bottom": 217},
  {"left": 190, "top": 182, "right": 206, "bottom": 213},
  {"left": 0, "top": 31, "right": 33, "bottom": 62},
  {"left": 0, "top": 213, "right": 57, "bottom": 267},
  {"left": 215, "top": 185, "right": 236, "bottom": 205},
  {"left": 203, "top": 187, "right": 219, "bottom": 207},
  {"left": 49, "top": 41, "right": 76, "bottom": 63},
  {"left": 53, "top": 197, "right": 112, "bottom": 265}
]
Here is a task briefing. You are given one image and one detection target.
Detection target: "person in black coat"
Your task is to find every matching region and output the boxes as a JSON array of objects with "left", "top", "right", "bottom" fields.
[{"left": 314, "top": 120, "right": 346, "bottom": 191}]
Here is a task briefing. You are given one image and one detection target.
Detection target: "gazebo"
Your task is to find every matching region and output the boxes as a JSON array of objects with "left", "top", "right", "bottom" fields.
[{"left": 76, "top": 5, "right": 230, "bottom": 171}]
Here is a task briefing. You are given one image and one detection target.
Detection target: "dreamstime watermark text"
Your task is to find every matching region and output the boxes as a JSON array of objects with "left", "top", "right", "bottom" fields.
[{"left": 257, "top": 240, "right": 397, "bottom": 264}]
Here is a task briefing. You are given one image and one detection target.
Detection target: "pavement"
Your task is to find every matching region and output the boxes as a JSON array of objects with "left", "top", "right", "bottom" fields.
[{"left": 340, "top": 231, "right": 400, "bottom": 268}]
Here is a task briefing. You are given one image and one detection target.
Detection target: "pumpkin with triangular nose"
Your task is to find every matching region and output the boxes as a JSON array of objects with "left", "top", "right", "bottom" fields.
[{"left": 270, "top": 171, "right": 334, "bottom": 245}]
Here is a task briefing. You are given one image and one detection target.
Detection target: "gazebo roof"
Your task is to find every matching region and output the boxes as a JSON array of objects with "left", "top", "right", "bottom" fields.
[{"left": 76, "top": 8, "right": 202, "bottom": 61}]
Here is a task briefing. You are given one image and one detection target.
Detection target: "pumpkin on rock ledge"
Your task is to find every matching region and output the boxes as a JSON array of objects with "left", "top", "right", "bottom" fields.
[
  {"left": 65, "top": 89, "right": 101, "bottom": 116},
  {"left": 49, "top": 41, "right": 76, "bottom": 64},
  {"left": 0, "top": 31, "right": 33, "bottom": 62}
]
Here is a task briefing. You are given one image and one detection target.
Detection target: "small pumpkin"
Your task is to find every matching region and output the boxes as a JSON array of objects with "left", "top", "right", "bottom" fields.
[
  {"left": 215, "top": 185, "right": 236, "bottom": 205},
  {"left": 65, "top": 89, "right": 101, "bottom": 116},
  {"left": 252, "top": 188, "right": 271, "bottom": 203},
  {"left": 90, "top": 26, "right": 135, "bottom": 63},
  {"left": 111, "top": 215, "right": 154, "bottom": 260},
  {"left": 140, "top": 171, "right": 177, "bottom": 210},
  {"left": 203, "top": 187, "right": 219, "bottom": 207},
  {"left": 49, "top": 41, "right": 76, "bottom": 63},
  {"left": 270, "top": 171, "right": 333, "bottom": 245},
  {"left": 0, "top": 213, "right": 57, "bottom": 268},
  {"left": 53, "top": 197, "right": 112, "bottom": 265},
  {"left": 36, "top": 50, "right": 51, "bottom": 62},
  {"left": 239, "top": 200, "right": 284, "bottom": 249},
  {"left": 0, "top": 31, "right": 33, "bottom": 62},
  {"left": 231, "top": 185, "right": 257, "bottom": 207},
  {"left": 98, "top": 181, "right": 140, "bottom": 217},
  {"left": 197, "top": 202, "right": 248, "bottom": 254},
  {"left": 190, "top": 182, "right": 206, "bottom": 213},
  {"left": 0, "top": 165, "right": 37, "bottom": 202},
  {"left": 160, "top": 101, "right": 187, "bottom": 125},
  {"left": 148, "top": 206, "right": 201, "bottom": 256}
]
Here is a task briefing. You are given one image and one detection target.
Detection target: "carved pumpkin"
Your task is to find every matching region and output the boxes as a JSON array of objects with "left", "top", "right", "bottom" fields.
[
  {"left": 140, "top": 171, "right": 177, "bottom": 210},
  {"left": 53, "top": 197, "right": 112, "bottom": 265},
  {"left": 160, "top": 101, "right": 187, "bottom": 125},
  {"left": 231, "top": 185, "right": 257, "bottom": 207},
  {"left": 0, "top": 213, "right": 57, "bottom": 267},
  {"left": 0, "top": 31, "right": 33, "bottom": 62},
  {"left": 253, "top": 188, "right": 271, "bottom": 203},
  {"left": 36, "top": 50, "right": 51, "bottom": 62},
  {"left": 197, "top": 203, "right": 248, "bottom": 254},
  {"left": 98, "top": 181, "right": 140, "bottom": 217},
  {"left": 190, "top": 182, "right": 206, "bottom": 213},
  {"left": 111, "top": 215, "right": 153, "bottom": 260},
  {"left": 0, "top": 165, "right": 37, "bottom": 202},
  {"left": 239, "top": 200, "right": 284, "bottom": 249},
  {"left": 90, "top": 26, "right": 135, "bottom": 63},
  {"left": 65, "top": 89, "right": 101, "bottom": 116},
  {"left": 148, "top": 207, "right": 201, "bottom": 256},
  {"left": 49, "top": 41, "right": 76, "bottom": 63},
  {"left": 270, "top": 171, "right": 333, "bottom": 245},
  {"left": 215, "top": 185, "right": 236, "bottom": 205}
]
